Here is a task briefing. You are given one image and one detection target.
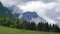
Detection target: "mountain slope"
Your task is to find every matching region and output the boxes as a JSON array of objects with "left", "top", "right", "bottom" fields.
[
  {"left": 22, "top": 11, "right": 46, "bottom": 23},
  {"left": 0, "top": 2, "right": 17, "bottom": 20},
  {"left": 22, "top": 12, "right": 38, "bottom": 21}
]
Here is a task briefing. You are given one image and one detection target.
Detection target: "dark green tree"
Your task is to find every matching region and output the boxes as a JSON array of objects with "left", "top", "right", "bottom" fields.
[
  {"left": 37, "top": 22, "right": 43, "bottom": 31},
  {"left": 29, "top": 22, "right": 36, "bottom": 30}
]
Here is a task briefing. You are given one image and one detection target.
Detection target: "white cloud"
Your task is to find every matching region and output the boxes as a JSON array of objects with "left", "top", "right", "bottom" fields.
[
  {"left": 57, "top": 17, "right": 60, "bottom": 19},
  {"left": 0, "top": 0, "right": 17, "bottom": 7},
  {"left": 17, "top": 1, "right": 56, "bottom": 12},
  {"left": 55, "top": 0, "right": 60, "bottom": 12},
  {"left": 16, "top": 1, "right": 56, "bottom": 24}
]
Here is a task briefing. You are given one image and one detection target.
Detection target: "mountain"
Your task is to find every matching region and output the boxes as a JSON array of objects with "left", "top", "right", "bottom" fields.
[
  {"left": 22, "top": 11, "right": 38, "bottom": 21},
  {"left": 22, "top": 11, "right": 46, "bottom": 23},
  {"left": 0, "top": 2, "right": 17, "bottom": 20},
  {"left": 7, "top": 5, "right": 46, "bottom": 23}
]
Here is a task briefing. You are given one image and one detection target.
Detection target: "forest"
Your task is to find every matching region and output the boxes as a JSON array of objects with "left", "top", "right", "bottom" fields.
[{"left": 0, "top": 17, "right": 60, "bottom": 32}]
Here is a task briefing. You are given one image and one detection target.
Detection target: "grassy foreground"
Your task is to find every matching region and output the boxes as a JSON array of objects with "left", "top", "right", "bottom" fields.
[{"left": 0, "top": 26, "right": 60, "bottom": 34}]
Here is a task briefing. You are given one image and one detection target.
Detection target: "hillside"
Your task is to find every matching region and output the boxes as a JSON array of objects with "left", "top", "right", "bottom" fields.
[
  {"left": 0, "top": 26, "right": 60, "bottom": 34},
  {"left": 0, "top": 2, "right": 17, "bottom": 20}
]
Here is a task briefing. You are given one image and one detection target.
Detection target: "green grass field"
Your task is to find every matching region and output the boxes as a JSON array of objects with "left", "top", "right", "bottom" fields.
[{"left": 0, "top": 26, "right": 60, "bottom": 34}]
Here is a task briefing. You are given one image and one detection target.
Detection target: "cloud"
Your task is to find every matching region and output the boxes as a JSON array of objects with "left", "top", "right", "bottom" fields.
[
  {"left": 12, "top": 6, "right": 23, "bottom": 14},
  {"left": 0, "top": 0, "right": 17, "bottom": 7},
  {"left": 0, "top": 0, "right": 56, "bottom": 7},
  {"left": 55, "top": 0, "right": 60, "bottom": 12},
  {"left": 57, "top": 17, "right": 60, "bottom": 19},
  {"left": 16, "top": 1, "right": 56, "bottom": 24}
]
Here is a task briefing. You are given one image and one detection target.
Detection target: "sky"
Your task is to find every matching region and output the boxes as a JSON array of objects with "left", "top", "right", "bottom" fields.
[{"left": 0, "top": 0, "right": 60, "bottom": 27}]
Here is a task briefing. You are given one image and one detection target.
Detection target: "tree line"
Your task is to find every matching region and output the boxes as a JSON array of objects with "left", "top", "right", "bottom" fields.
[{"left": 0, "top": 18, "right": 60, "bottom": 32}]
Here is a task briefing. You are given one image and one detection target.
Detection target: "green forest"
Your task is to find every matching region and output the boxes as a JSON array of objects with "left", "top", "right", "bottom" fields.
[{"left": 0, "top": 17, "right": 60, "bottom": 32}]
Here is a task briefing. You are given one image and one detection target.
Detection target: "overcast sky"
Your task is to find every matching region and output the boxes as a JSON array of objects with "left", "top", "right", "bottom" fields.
[{"left": 0, "top": 0, "right": 60, "bottom": 27}]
